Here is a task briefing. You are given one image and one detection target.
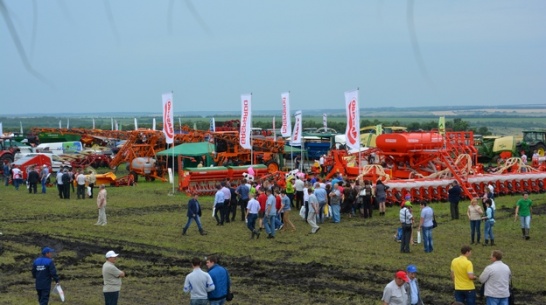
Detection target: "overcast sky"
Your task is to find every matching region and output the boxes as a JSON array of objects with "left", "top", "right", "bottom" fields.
[{"left": 1, "top": 1, "right": 545, "bottom": 115}]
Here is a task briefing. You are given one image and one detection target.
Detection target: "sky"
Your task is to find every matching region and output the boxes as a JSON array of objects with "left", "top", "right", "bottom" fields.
[{"left": 1, "top": 1, "right": 545, "bottom": 115}]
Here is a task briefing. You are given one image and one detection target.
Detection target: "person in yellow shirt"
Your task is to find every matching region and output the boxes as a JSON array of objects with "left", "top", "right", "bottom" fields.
[{"left": 450, "top": 245, "right": 477, "bottom": 305}]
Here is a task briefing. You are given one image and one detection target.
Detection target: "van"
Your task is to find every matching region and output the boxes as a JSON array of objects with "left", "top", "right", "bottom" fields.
[{"left": 35, "top": 141, "right": 83, "bottom": 155}]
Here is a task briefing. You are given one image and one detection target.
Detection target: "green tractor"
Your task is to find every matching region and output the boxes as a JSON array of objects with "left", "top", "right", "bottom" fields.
[
  {"left": 474, "top": 135, "right": 516, "bottom": 164},
  {"left": 517, "top": 130, "right": 546, "bottom": 158}
]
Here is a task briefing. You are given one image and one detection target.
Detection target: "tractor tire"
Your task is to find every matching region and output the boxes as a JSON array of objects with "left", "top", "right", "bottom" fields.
[
  {"left": 265, "top": 161, "right": 279, "bottom": 173},
  {"left": 533, "top": 143, "right": 546, "bottom": 157},
  {"left": 0, "top": 153, "right": 14, "bottom": 165},
  {"left": 130, "top": 171, "right": 138, "bottom": 183}
]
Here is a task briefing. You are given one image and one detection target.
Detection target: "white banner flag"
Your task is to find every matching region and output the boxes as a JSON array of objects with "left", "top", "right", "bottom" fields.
[
  {"left": 0, "top": 122, "right": 3, "bottom": 136},
  {"left": 152, "top": 118, "right": 156, "bottom": 131},
  {"left": 92, "top": 118, "right": 96, "bottom": 130},
  {"left": 239, "top": 94, "right": 252, "bottom": 149},
  {"left": 58, "top": 120, "right": 62, "bottom": 129},
  {"left": 210, "top": 118, "right": 216, "bottom": 132},
  {"left": 111, "top": 118, "right": 114, "bottom": 130},
  {"left": 134, "top": 118, "right": 138, "bottom": 130},
  {"left": 66, "top": 118, "right": 69, "bottom": 129},
  {"left": 280, "top": 92, "right": 292, "bottom": 138},
  {"left": 291, "top": 110, "right": 303, "bottom": 146},
  {"left": 344, "top": 89, "right": 360, "bottom": 152},
  {"left": 323, "top": 113, "right": 327, "bottom": 131},
  {"left": 162, "top": 92, "right": 174, "bottom": 144}
]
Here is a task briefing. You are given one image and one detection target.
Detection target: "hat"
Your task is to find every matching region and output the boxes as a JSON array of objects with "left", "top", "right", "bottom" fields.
[
  {"left": 404, "top": 194, "right": 411, "bottom": 200},
  {"left": 407, "top": 264, "right": 418, "bottom": 273},
  {"left": 105, "top": 250, "right": 119, "bottom": 258},
  {"left": 404, "top": 201, "right": 412, "bottom": 207},
  {"left": 395, "top": 271, "right": 409, "bottom": 282},
  {"left": 43, "top": 164, "right": 48, "bottom": 167},
  {"left": 42, "top": 247, "right": 55, "bottom": 255}
]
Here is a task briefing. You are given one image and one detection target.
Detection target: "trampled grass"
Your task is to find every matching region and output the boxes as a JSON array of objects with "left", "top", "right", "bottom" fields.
[{"left": 1, "top": 180, "right": 545, "bottom": 305}]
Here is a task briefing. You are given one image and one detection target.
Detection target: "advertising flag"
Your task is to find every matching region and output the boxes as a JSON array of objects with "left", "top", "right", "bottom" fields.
[
  {"left": 272, "top": 116, "right": 276, "bottom": 140},
  {"left": 0, "top": 122, "right": 3, "bottom": 136},
  {"left": 344, "top": 89, "right": 360, "bottom": 152},
  {"left": 58, "top": 120, "right": 62, "bottom": 129},
  {"left": 438, "top": 116, "right": 446, "bottom": 136},
  {"left": 92, "top": 118, "right": 96, "bottom": 130},
  {"left": 152, "top": 118, "right": 156, "bottom": 131},
  {"left": 239, "top": 94, "right": 252, "bottom": 149},
  {"left": 323, "top": 113, "right": 327, "bottom": 131},
  {"left": 210, "top": 117, "right": 216, "bottom": 132},
  {"left": 280, "top": 92, "right": 292, "bottom": 137},
  {"left": 111, "top": 118, "right": 114, "bottom": 130},
  {"left": 134, "top": 118, "right": 138, "bottom": 130},
  {"left": 162, "top": 92, "right": 174, "bottom": 144},
  {"left": 291, "top": 110, "right": 303, "bottom": 146}
]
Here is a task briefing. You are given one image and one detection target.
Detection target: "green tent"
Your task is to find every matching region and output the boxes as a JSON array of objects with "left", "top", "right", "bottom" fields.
[{"left": 156, "top": 142, "right": 215, "bottom": 167}]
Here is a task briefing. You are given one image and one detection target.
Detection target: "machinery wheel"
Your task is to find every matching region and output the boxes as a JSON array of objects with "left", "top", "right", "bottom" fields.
[
  {"left": 130, "top": 171, "right": 138, "bottom": 183},
  {"left": 534, "top": 143, "right": 546, "bottom": 156},
  {"left": 265, "top": 161, "right": 279, "bottom": 173},
  {"left": 0, "top": 153, "right": 14, "bottom": 165}
]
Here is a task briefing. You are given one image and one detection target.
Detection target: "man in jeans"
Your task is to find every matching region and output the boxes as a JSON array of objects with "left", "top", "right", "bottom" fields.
[
  {"left": 451, "top": 245, "right": 477, "bottom": 305},
  {"left": 399, "top": 202, "right": 413, "bottom": 253},
  {"left": 314, "top": 183, "right": 327, "bottom": 224},
  {"left": 479, "top": 250, "right": 511, "bottom": 305},
  {"left": 418, "top": 201, "right": 434, "bottom": 253},
  {"left": 264, "top": 188, "right": 277, "bottom": 239}
]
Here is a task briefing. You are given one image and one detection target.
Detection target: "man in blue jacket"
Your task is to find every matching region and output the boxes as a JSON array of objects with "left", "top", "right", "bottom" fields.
[
  {"left": 206, "top": 255, "right": 231, "bottom": 305},
  {"left": 32, "top": 247, "right": 60, "bottom": 305}
]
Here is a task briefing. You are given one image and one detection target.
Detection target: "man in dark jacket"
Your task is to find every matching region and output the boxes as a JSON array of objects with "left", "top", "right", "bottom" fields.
[
  {"left": 182, "top": 193, "right": 206, "bottom": 236},
  {"left": 27, "top": 166, "right": 41, "bottom": 194},
  {"left": 448, "top": 181, "right": 462, "bottom": 220},
  {"left": 32, "top": 247, "right": 60, "bottom": 305},
  {"left": 61, "top": 170, "right": 71, "bottom": 199},
  {"left": 206, "top": 255, "right": 231, "bottom": 305}
]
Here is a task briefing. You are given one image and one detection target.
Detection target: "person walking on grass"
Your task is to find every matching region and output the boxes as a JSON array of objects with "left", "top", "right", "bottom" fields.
[
  {"left": 95, "top": 185, "right": 108, "bottom": 226},
  {"left": 245, "top": 193, "right": 261, "bottom": 239},
  {"left": 482, "top": 199, "right": 495, "bottom": 246},
  {"left": 32, "top": 247, "right": 60, "bottom": 305},
  {"left": 280, "top": 190, "right": 296, "bottom": 231},
  {"left": 451, "top": 245, "right": 477, "bottom": 305},
  {"left": 418, "top": 201, "right": 434, "bottom": 253},
  {"left": 40, "top": 164, "right": 49, "bottom": 194},
  {"left": 448, "top": 180, "right": 462, "bottom": 220},
  {"left": 479, "top": 250, "right": 511, "bottom": 305},
  {"left": 307, "top": 188, "right": 320, "bottom": 234},
  {"left": 183, "top": 257, "right": 215, "bottom": 305},
  {"left": 514, "top": 192, "right": 532, "bottom": 240},
  {"left": 467, "top": 198, "right": 484, "bottom": 245},
  {"left": 213, "top": 184, "right": 225, "bottom": 226},
  {"left": 102, "top": 250, "right": 126, "bottom": 305},
  {"left": 381, "top": 270, "right": 409, "bottom": 305},
  {"left": 182, "top": 193, "right": 206, "bottom": 236},
  {"left": 264, "top": 188, "right": 277, "bottom": 239},
  {"left": 399, "top": 202, "right": 413, "bottom": 253},
  {"left": 206, "top": 255, "right": 231, "bottom": 305}
]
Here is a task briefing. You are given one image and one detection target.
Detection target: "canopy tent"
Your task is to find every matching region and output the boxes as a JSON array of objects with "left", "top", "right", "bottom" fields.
[
  {"left": 156, "top": 142, "right": 214, "bottom": 157},
  {"left": 156, "top": 141, "right": 214, "bottom": 167}
]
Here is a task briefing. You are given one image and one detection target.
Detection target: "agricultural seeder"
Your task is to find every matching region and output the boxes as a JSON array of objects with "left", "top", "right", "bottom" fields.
[{"left": 318, "top": 131, "right": 546, "bottom": 205}]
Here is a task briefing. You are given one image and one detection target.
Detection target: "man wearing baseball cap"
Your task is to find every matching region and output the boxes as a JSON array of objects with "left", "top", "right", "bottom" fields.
[
  {"left": 406, "top": 264, "right": 424, "bottom": 305},
  {"left": 102, "top": 250, "right": 126, "bottom": 305},
  {"left": 382, "top": 270, "right": 410, "bottom": 305},
  {"left": 32, "top": 247, "right": 60, "bottom": 305}
]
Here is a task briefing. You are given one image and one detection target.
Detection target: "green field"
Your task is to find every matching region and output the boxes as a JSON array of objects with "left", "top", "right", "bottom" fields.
[{"left": 1, "top": 179, "right": 545, "bottom": 304}]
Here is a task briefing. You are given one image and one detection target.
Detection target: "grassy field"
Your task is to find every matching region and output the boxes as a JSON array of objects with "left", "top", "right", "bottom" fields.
[{"left": 1, "top": 180, "right": 545, "bottom": 305}]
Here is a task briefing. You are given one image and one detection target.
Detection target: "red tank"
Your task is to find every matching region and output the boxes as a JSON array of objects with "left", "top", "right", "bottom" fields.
[{"left": 376, "top": 133, "right": 443, "bottom": 153}]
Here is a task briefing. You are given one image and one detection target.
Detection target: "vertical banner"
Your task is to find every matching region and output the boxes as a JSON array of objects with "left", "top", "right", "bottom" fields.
[
  {"left": 162, "top": 92, "right": 174, "bottom": 144},
  {"left": 92, "top": 118, "right": 96, "bottom": 130},
  {"left": 291, "top": 110, "right": 303, "bottom": 146},
  {"left": 272, "top": 116, "right": 276, "bottom": 141},
  {"left": 20, "top": 121, "right": 23, "bottom": 134},
  {"left": 134, "top": 118, "right": 138, "bottom": 130},
  {"left": 152, "top": 118, "right": 156, "bottom": 131},
  {"left": 438, "top": 116, "right": 446, "bottom": 136},
  {"left": 280, "top": 92, "right": 292, "bottom": 138},
  {"left": 210, "top": 117, "right": 216, "bottom": 132},
  {"left": 67, "top": 118, "right": 70, "bottom": 129},
  {"left": 111, "top": 118, "right": 114, "bottom": 130},
  {"left": 0, "top": 122, "right": 3, "bottom": 136},
  {"left": 322, "top": 113, "right": 327, "bottom": 131},
  {"left": 58, "top": 120, "right": 62, "bottom": 129},
  {"left": 344, "top": 89, "right": 360, "bottom": 152},
  {"left": 239, "top": 93, "right": 252, "bottom": 149},
  {"left": 179, "top": 117, "right": 182, "bottom": 133}
]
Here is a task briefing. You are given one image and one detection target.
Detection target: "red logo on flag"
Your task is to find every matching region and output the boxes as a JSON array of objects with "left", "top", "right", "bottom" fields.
[
  {"left": 347, "top": 100, "right": 357, "bottom": 145},
  {"left": 163, "top": 100, "right": 174, "bottom": 139}
]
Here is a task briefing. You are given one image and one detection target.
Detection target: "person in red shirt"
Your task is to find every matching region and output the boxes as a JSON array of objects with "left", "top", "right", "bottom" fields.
[{"left": 257, "top": 188, "right": 267, "bottom": 230}]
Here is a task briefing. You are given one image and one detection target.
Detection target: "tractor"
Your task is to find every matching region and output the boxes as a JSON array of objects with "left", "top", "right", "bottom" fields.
[{"left": 517, "top": 130, "right": 546, "bottom": 158}]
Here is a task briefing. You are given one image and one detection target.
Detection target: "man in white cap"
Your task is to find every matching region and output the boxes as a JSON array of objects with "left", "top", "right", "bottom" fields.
[{"left": 102, "top": 250, "right": 125, "bottom": 305}]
